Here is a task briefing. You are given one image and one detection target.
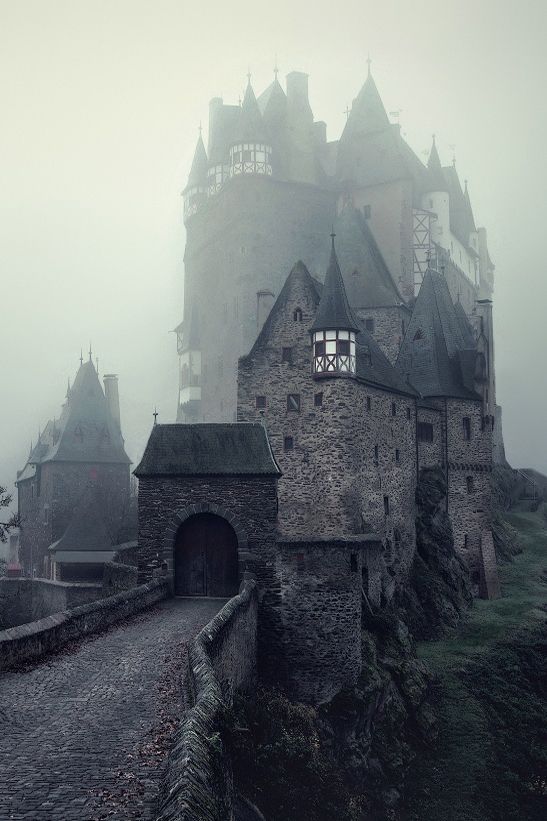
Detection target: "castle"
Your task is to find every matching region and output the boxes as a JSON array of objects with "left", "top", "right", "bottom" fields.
[{"left": 16, "top": 358, "right": 131, "bottom": 579}]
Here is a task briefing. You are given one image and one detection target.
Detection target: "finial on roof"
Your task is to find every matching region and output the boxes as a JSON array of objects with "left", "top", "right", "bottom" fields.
[
  {"left": 66, "top": 377, "right": 71, "bottom": 398},
  {"left": 274, "top": 55, "right": 279, "bottom": 80},
  {"left": 80, "top": 349, "right": 83, "bottom": 366},
  {"left": 96, "top": 357, "right": 99, "bottom": 373},
  {"left": 88, "top": 342, "right": 92, "bottom": 361},
  {"left": 366, "top": 54, "right": 372, "bottom": 76},
  {"left": 464, "top": 179, "right": 469, "bottom": 193},
  {"left": 153, "top": 407, "right": 159, "bottom": 426},
  {"left": 198, "top": 121, "right": 202, "bottom": 136},
  {"left": 344, "top": 105, "right": 351, "bottom": 120}
]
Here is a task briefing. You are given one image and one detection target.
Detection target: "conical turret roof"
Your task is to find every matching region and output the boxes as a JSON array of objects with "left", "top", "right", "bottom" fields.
[
  {"left": 310, "top": 236, "right": 360, "bottom": 333},
  {"left": 185, "top": 133, "right": 208, "bottom": 191},
  {"left": 235, "top": 79, "right": 269, "bottom": 143},
  {"left": 341, "top": 71, "right": 390, "bottom": 142},
  {"left": 427, "top": 136, "right": 447, "bottom": 192}
]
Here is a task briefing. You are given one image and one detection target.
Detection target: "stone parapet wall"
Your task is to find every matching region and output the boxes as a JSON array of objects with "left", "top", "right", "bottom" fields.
[
  {"left": 0, "top": 579, "right": 168, "bottom": 671},
  {"left": 0, "top": 577, "right": 103, "bottom": 631},
  {"left": 102, "top": 562, "right": 138, "bottom": 596},
  {"left": 157, "top": 580, "right": 258, "bottom": 821}
]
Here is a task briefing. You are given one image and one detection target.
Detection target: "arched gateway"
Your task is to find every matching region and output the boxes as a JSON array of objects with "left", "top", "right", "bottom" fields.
[{"left": 174, "top": 512, "right": 239, "bottom": 596}]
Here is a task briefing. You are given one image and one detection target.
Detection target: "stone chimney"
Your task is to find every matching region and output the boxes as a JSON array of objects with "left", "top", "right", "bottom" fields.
[{"left": 103, "top": 374, "right": 121, "bottom": 432}]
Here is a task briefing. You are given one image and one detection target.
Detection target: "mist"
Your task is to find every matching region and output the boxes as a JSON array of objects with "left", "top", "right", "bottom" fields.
[{"left": 1, "top": 0, "right": 546, "bottom": 506}]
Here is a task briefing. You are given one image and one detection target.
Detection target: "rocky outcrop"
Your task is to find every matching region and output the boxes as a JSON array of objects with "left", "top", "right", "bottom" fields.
[{"left": 396, "top": 467, "right": 472, "bottom": 639}]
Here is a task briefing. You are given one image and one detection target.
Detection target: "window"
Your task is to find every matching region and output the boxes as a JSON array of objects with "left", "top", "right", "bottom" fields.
[
  {"left": 391, "top": 402, "right": 396, "bottom": 417},
  {"left": 312, "top": 329, "right": 356, "bottom": 375},
  {"left": 366, "top": 396, "right": 371, "bottom": 411},
  {"left": 363, "top": 204, "right": 371, "bottom": 219},
  {"left": 413, "top": 329, "right": 424, "bottom": 341},
  {"left": 314, "top": 392, "right": 323, "bottom": 407},
  {"left": 255, "top": 396, "right": 266, "bottom": 410},
  {"left": 284, "top": 436, "right": 294, "bottom": 451},
  {"left": 406, "top": 407, "right": 411, "bottom": 420},
  {"left": 394, "top": 529, "right": 401, "bottom": 548},
  {"left": 383, "top": 496, "right": 390, "bottom": 516},
  {"left": 350, "top": 553, "right": 358, "bottom": 573},
  {"left": 463, "top": 417, "right": 472, "bottom": 440},
  {"left": 374, "top": 445, "right": 379, "bottom": 462},
  {"left": 293, "top": 308, "right": 303, "bottom": 322},
  {"left": 417, "top": 422, "right": 434, "bottom": 442},
  {"left": 395, "top": 449, "right": 400, "bottom": 463},
  {"left": 466, "top": 476, "right": 474, "bottom": 493},
  {"left": 287, "top": 394, "right": 300, "bottom": 412},
  {"left": 365, "top": 318, "right": 375, "bottom": 333},
  {"left": 282, "top": 347, "right": 293, "bottom": 364}
]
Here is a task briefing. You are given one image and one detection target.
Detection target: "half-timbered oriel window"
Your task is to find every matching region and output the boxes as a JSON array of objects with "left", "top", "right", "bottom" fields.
[
  {"left": 312, "top": 330, "right": 356, "bottom": 375},
  {"left": 229, "top": 143, "right": 272, "bottom": 177}
]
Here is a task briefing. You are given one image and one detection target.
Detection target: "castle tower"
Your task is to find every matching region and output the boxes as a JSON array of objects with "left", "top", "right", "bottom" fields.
[{"left": 310, "top": 234, "right": 359, "bottom": 376}]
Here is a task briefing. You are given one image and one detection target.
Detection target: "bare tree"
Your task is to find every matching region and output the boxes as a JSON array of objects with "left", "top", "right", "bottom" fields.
[{"left": 0, "top": 486, "right": 20, "bottom": 542}]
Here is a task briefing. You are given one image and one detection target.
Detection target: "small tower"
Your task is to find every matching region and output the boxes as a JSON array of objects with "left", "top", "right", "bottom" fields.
[
  {"left": 229, "top": 76, "right": 273, "bottom": 178},
  {"left": 310, "top": 234, "right": 360, "bottom": 376},
  {"left": 183, "top": 130, "right": 208, "bottom": 221}
]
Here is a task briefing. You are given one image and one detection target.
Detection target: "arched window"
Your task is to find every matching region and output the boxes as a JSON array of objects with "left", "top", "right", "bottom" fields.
[{"left": 293, "top": 308, "right": 303, "bottom": 322}]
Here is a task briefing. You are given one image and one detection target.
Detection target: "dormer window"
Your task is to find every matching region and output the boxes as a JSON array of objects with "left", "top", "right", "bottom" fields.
[
  {"left": 230, "top": 143, "right": 272, "bottom": 177},
  {"left": 413, "top": 329, "right": 424, "bottom": 341},
  {"left": 293, "top": 308, "right": 303, "bottom": 322},
  {"left": 312, "top": 330, "right": 356, "bottom": 375}
]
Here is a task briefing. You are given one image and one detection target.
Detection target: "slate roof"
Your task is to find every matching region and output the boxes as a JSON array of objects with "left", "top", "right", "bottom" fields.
[
  {"left": 185, "top": 133, "right": 208, "bottom": 190},
  {"left": 49, "top": 493, "right": 113, "bottom": 555},
  {"left": 17, "top": 360, "right": 130, "bottom": 479},
  {"left": 443, "top": 166, "right": 475, "bottom": 247},
  {"left": 234, "top": 81, "right": 269, "bottom": 144},
  {"left": 258, "top": 78, "right": 287, "bottom": 120},
  {"left": 134, "top": 423, "right": 281, "bottom": 477},
  {"left": 427, "top": 137, "right": 447, "bottom": 192},
  {"left": 310, "top": 237, "right": 360, "bottom": 333},
  {"left": 454, "top": 300, "right": 476, "bottom": 348},
  {"left": 341, "top": 72, "right": 390, "bottom": 139},
  {"left": 355, "top": 321, "right": 417, "bottom": 396},
  {"left": 334, "top": 204, "right": 404, "bottom": 308},
  {"left": 396, "top": 268, "right": 480, "bottom": 399},
  {"left": 207, "top": 103, "right": 240, "bottom": 165}
]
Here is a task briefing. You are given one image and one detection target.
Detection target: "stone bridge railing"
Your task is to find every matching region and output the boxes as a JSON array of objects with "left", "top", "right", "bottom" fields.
[
  {"left": 157, "top": 578, "right": 258, "bottom": 821},
  {"left": 0, "top": 579, "right": 168, "bottom": 671}
]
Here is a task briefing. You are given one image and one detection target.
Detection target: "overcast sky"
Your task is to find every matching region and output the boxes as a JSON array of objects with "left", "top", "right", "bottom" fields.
[{"left": 1, "top": 0, "right": 546, "bottom": 504}]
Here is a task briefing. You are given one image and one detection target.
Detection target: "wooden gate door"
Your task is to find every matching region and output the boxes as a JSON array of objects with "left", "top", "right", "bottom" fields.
[{"left": 174, "top": 513, "right": 239, "bottom": 597}]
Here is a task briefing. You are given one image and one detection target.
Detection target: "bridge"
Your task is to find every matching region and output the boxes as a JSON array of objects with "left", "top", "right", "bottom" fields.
[{"left": 0, "top": 597, "right": 224, "bottom": 820}]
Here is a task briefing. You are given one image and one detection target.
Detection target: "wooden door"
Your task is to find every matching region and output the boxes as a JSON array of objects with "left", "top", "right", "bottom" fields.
[{"left": 174, "top": 513, "right": 238, "bottom": 597}]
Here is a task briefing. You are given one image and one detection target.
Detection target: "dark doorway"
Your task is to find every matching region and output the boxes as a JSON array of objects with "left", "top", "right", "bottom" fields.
[{"left": 174, "top": 513, "right": 239, "bottom": 597}]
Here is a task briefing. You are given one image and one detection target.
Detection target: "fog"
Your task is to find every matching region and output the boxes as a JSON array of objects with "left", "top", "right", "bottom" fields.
[{"left": 1, "top": 0, "right": 546, "bottom": 507}]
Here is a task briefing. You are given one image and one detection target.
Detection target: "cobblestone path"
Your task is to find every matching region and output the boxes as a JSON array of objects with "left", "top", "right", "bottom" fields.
[{"left": 0, "top": 597, "right": 224, "bottom": 820}]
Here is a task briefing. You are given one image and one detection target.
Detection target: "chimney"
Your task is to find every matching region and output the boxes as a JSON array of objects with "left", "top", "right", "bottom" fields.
[
  {"left": 208, "top": 97, "right": 223, "bottom": 155},
  {"left": 286, "top": 71, "right": 309, "bottom": 105},
  {"left": 103, "top": 374, "right": 121, "bottom": 432}
]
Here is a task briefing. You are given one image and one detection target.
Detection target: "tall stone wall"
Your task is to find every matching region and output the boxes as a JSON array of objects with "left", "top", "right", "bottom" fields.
[
  {"left": 417, "top": 405, "right": 443, "bottom": 468},
  {"left": 157, "top": 580, "right": 258, "bottom": 821}
]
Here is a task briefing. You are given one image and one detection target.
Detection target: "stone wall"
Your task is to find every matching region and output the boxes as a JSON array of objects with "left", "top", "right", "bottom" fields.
[
  {"left": 102, "top": 562, "right": 138, "bottom": 596},
  {"left": 0, "top": 578, "right": 103, "bottom": 631},
  {"left": 417, "top": 404, "right": 443, "bottom": 468},
  {"left": 355, "top": 305, "right": 410, "bottom": 365},
  {"left": 0, "top": 579, "right": 167, "bottom": 671},
  {"left": 275, "top": 540, "right": 363, "bottom": 704},
  {"left": 157, "top": 579, "right": 258, "bottom": 821}
]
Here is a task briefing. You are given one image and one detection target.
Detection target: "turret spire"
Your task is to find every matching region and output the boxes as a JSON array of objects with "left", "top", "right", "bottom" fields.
[{"left": 427, "top": 134, "right": 447, "bottom": 192}]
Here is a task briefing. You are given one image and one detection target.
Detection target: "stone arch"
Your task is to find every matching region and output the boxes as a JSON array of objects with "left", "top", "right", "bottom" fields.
[{"left": 162, "top": 502, "right": 250, "bottom": 589}]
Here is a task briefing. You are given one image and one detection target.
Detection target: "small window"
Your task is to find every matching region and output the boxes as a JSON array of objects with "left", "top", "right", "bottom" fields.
[
  {"left": 44, "top": 505, "right": 49, "bottom": 524},
  {"left": 365, "top": 318, "right": 375, "bottom": 333},
  {"left": 391, "top": 402, "right": 396, "bottom": 417},
  {"left": 417, "top": 422, "right": 434, "bottom": 442},
  {"left": 413, "top": 329, "right": 424, "bottom": 341},
  {"left": 284, "top": 436, "right": 294, "bottom": 451},
  {"left": 366, "top": 396, "right": 372, "bottom": 411},
  {"left": 293, "top": 308, "right": 303, "bottom": 322},
  {"left": 406, "top": 407, "right": 411, "bottom": 420},
  {"left": 463, "top": 417, "right": 472, "bottom": 440},
  {"left": 394, "top": 529, "right": 401, "bottom": 547},
  {"left": 395, "top": 449, "right": 400, "bottom": 463},
  {"left": 466, "top": 476, "right": 474, "bottom": 494},
  {"left": 282, "top": 347, "right": 293, "bottom": 364},
  {"left": 350, "top": 553, "right": 358, "bottom": 573},
  {"left": 314, "top": 392, "right": 323, "bottom": 407},
  {"left": 363, "top": 204, "right": 371, "bottom": 219},
  {"left": 383, "top": 496, "right": 390, "bottom": 516},
  {"left": 255, "top": 396, "right": 266, "bottom": 410},
  {"left": 374, "top": 445, "right": 379, "bottom": 462},
  {"left": 287, "top": 394, "right": 300, "bottom": 412}
]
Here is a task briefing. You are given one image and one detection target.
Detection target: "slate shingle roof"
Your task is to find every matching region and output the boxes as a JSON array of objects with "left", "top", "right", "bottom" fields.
[
  {"left": 334, "top": 205, "right": 403, "bottom": 308},
  {"left": 185, "top": 134, "right": 208, "bottom": 190},
  {"left": 134, "top": 423, "right": 281, "bottom": 477},
  {"left": 454, "top": 300, "right": 476, "bottom": 348},
  {"left": 310, "top": 238, "right": 360, "bottom": 334},
  {"left": 396, "top": 268, "right": 479, "bottom": 399},
  {"left": 355, "top": 322, "right": 417, "bottom": 396}
]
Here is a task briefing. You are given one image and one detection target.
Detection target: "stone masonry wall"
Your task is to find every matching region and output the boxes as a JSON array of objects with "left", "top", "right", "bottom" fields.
[
  {"left": 102, "top": 562, "right": 138, "bottom": 597},
  {"left": 417, "top": 405, "right": 443, "bottom": 468},
  {"left": 276, "top": 541, "right": 363, "bottom": 704},
  {"left": 0, "top": 578, "right": 103, "bottom": 631},
  {"left": 355, "top": 305, "right": 410, "bottom": 365},
  {"left": 0, "top": 579, "right": 167, "bottom": 671},
  {"left": 157, "top": 579, "right": 258, "bottom": 821}
]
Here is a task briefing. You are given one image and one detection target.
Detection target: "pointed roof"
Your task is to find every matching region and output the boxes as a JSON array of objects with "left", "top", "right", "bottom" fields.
[
  {"left": 454, "top": 299, "right": 476, "bottom": 348},
  {"left": 49, "top": 491, "right": 113, "bottom": 555},
  {"left": 235, "top": 79, "right": 269, "bottom": 143},
  {"left": 396, "top": 268, "right": 479, "bottom": 399},
  {"left": 355, "top": 322, "right": 417, "bottom": 396},
  {"left": 310, "top": 236, "right": 360, "bottom": 333},
  {"left": 185, "top": 133, "right": 208, "bottom": 191},
  {"left": 258, "top": 77, "right": 287, "bottom": 120},
  {"left": 442, "top": 165, "right": 475, "bottom": 247},
  {"left": 341, "top": 72, "right": 390, "bottom": 141},
  {"left": 333, "top": 204, "right": 403, "bottom": 308},
  {"left": 427, "top": 136, "right": 447, "bottom": 192}
]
